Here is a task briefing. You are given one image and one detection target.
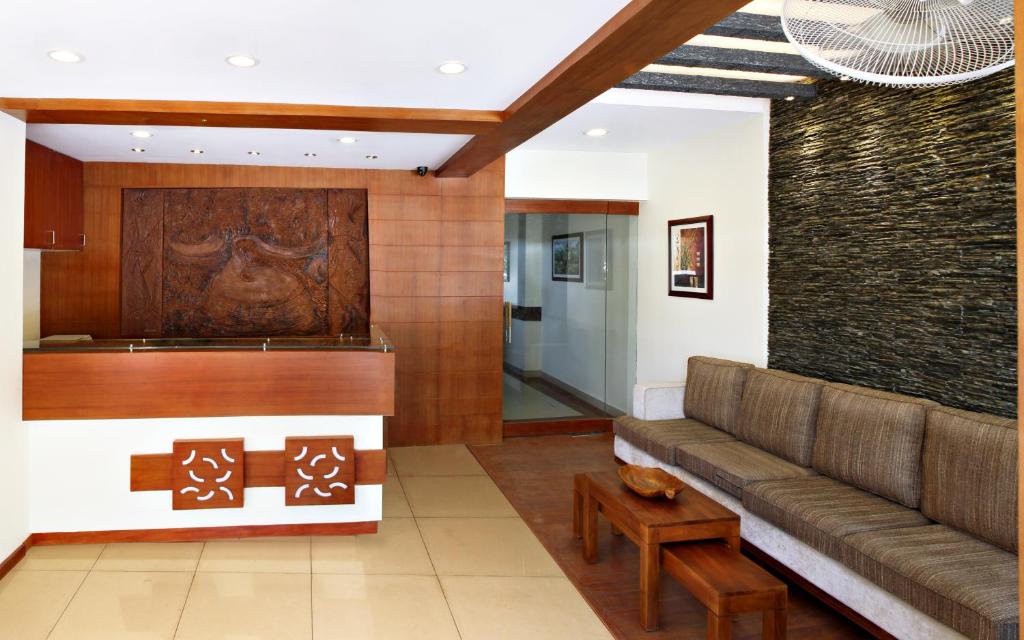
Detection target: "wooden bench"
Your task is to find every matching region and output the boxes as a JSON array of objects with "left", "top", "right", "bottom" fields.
[{"left": 662, "top": 541, "right": 788, "bottom": 640}]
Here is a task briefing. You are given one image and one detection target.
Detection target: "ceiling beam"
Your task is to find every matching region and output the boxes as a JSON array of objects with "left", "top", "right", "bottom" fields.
[
  {"left": 704, "top": 12, "right": 788, "bottom": 42},
  {"left": 434, "top": 0, "right": 751, "bottom": 178},
  {"left": 0, "top": 98, "right": 503, "bottom": 135},
  {"left": 619, "top": 71, "right": 817, "bottom": 100},
  {"left": 657, "top": 45, "right": 829, "bottom": 78}
]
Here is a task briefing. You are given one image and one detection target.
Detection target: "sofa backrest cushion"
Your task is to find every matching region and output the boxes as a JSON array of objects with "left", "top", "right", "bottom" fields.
[
  {"left": 921, "top": 407, "right": 1018, "bottom": 553},
  {"left": 812, "top": 383, "right": 937, "bottom": 508},
  {"left": 684, "top": 356, "right": 754, "bottom": 434},
  {"left": 736, "top": 369, "right": 824, "bottom": 467}
]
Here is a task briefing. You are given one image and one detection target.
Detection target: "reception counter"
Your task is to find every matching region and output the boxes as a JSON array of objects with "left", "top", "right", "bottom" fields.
[{"left": 21, "top": 332, "right": 395, "bottom": 543}]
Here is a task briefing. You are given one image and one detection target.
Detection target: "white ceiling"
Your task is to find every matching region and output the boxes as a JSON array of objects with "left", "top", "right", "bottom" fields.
[
  {"left": 0, "top": 0, "right": 630, "bottom": 110},
  {"left": 27, "top": 124, "right": 470, "bottom": 170},
  {"left": 521, "top": 89, "right": 766, "bottom": 154},
  {"left": 27, "top": 90, "right": 769, "bottom": 168}
]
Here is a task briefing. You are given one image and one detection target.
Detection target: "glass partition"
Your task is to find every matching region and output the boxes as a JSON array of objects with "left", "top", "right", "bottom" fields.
[{"left": 502, "top": 211, "right": 637, "bottom": 422}]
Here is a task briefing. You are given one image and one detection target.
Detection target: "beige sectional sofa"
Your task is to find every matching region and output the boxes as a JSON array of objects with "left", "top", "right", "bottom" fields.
[{"left": 614, "top": 356, "right": 1018, "bottom": 640}]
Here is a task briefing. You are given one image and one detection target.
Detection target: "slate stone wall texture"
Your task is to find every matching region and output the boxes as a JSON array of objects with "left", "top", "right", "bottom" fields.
[{"left": 768, "top": 69, "right": 1017, "bottom": 418}]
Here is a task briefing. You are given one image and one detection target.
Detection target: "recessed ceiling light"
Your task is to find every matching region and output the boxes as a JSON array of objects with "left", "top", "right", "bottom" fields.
[
  {"left": 130, "top": 147, "right": 145, "bottom": 153},
  {"left": 304, "top": 152, "right": 317, "bottom": 157},
  {"left": 584, "top": 128, "right": 608, "bottom": 137},
  {"left": 189, "top": 148, "right": 204, "bottom": 155},
  {"left": 437, "top": 61, "right": 467, "bottom": 75},
  {"left": 337, "top": 136, "right": 358, "bottom": 144},
  {"left": 130, "top": 130, "right": 152, "bottom": 139},
  {"left": 226, "top": 54, "right": 259, "bottom": 68},
  {"left": 365, "top": 154, "right": 379, "bottom": 160},
  {"left": 784, "top": 96, "right": 796, "bottom": 101},
  {"left": 247, "top": 150, "right": 261, "bottom": 156},
  {"left": 48, "top": 49, "right": 82, "bottom": 63}
]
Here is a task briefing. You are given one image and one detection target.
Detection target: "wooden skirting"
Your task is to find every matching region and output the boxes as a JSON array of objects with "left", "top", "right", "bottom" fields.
[
  {"left": 30, "top": 521, "right": 377, "bottom": 546},
  {"left": 0, "top": 536, "right": 30, "bottom": 581},
  {"left": 131, "top": 448, "right": 387, "bottom": 491},
  {"left": 503, "top": 418, "right": 612, "bottom": 438}
]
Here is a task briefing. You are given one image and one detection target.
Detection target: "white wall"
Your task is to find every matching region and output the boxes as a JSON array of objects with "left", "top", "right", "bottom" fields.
[
  {"left": 505, "top": 149, "right": 647, "bottom": 201},
  {"left": 23, "top": 251, "right": 39, "bottom": 342},
  {"left": 635, "top": 113, "right": 770, "bottom": 384},
  {"left": 0, "top": 113, "right": 28, "bottom": 559}
]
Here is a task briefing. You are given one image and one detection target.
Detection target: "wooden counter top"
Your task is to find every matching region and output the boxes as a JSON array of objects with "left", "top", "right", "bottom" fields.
[{"left": 23, "top": 349, "right": 395, "bottom": 421}]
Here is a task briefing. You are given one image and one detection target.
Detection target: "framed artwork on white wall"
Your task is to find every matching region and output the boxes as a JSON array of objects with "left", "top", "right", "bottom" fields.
[{"left": 668, "top": 215, "right": 713, "bottom": 299}]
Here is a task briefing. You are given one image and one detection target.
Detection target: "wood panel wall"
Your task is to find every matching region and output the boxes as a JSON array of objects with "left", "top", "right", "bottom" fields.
[{"left": 39, "top": 161, "right": 505, "bottom": 445}]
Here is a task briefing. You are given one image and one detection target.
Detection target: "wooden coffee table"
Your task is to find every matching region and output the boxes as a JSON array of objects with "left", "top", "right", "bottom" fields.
[{"left": 573, "top": 471, "right": 740, "bottom": 631}]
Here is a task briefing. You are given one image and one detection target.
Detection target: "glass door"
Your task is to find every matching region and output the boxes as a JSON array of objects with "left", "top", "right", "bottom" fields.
[{"left": 502, "top": 211, "right": 637, "bottom": 423}]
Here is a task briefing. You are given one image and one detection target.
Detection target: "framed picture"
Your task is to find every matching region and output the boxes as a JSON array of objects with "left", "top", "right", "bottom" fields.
[
  {"left": 585, "top": 229, "right": 610, "bottom": 290},
  {"left": 503, "top": 241, "right": 511, "bottom": 282},
  {"left": 668, "top": 215, "right": 713, "bottom": 299},
  {"left": 551, "top": 232, "right": 584, "bottom": 283}
]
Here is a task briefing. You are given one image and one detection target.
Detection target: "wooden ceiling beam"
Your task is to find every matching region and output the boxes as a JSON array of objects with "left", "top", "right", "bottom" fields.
[
  {"left": 435, "top": 0, "right": 751, "bottom": 178},
  {"left": 619, "top": 71, "right": 817, "bottom": 100},
  {"left": 658, "top": 45, "right": 829, "bottom": 78},
  {"left": 0, "top": 98, "right": 503, "bottom": 135}
]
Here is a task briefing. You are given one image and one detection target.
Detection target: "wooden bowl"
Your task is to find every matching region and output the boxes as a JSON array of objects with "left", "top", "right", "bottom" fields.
[{"left": 618, "top": 465, "right": 687, "bottom": 499}]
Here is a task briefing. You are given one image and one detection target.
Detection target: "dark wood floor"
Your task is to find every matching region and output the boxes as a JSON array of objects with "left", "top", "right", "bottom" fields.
[{"left": 469, "top": 434, "right": 871, "bottom": 640}]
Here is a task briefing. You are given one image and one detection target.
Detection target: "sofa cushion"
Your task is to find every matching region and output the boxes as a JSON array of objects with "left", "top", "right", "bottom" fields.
[
  {"left": 684, "top": 356, "right": 754, "bottom": 434},
  {"left": 921, "top": 406, "right": 1018, "bottom": 553},
  {"left": 842, "top": 525, "right": 1019, "bottom": 640},
  {"left": 613, "top": 416, "right": 734, "bottom": 465},
  {"left": 742, "top": 476, "right": 930, "bottom": 560},
  {"left": 675, "top": 441, "right": 817, "bottom": 498},
  {"left": 735, "top": 369, "right": 824, "bottom": 466},
  {"left": 812, "top": 383, "right": 937, "bottom": 508}
]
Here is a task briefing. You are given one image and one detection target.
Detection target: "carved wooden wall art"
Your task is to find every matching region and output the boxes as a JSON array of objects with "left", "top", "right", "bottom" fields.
[
  {"left": 121, "top": 188, "right": 369, "bottom": 338},
  {"left": 285, "top": 436, "right": 356, "bottom": 506},
  {"left": 172, "top": 438, "right": 245, "bottom": 510},
  {"left": 131, "top": 440, "right": 385, "bottom": 508}
]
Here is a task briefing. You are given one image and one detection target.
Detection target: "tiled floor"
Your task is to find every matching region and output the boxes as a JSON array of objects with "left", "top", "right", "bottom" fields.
[
  {"left": 502, "top": 374, "right": 582, "bottom": 421},
  {"left": 0, "top": 444, "right": 613, "bottom": 640}
]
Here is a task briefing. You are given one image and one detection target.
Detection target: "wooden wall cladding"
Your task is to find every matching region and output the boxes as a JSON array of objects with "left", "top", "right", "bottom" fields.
[
  {"left": 131, "top": 444, "right": 386, "bottom": 492},
  {"left": 23, "top": 349, "right": 395, "bottom": 420},
  {"left": 39, "top": 161, "right": 505, "bottom": 444},
  {"left": 120, "top": 187, "right": 368, "bottom": 337}
]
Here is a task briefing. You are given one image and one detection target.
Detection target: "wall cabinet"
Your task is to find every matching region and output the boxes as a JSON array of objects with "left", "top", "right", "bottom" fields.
[{"left": 25, "top": 140, "right": 85, "bottom": 250}]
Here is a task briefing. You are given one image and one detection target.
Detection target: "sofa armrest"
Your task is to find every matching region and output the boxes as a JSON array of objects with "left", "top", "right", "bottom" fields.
[{"left": 632, "top": 383, "right": 686, "bottom": 420}]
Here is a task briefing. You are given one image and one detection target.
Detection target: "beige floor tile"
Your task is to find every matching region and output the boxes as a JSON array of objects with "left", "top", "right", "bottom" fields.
[
  {"left": 389, "top": 444, "right": 486, "bottom": 476},
  {"left": 0, "top": 570, "right": 86, "bottom": 640},
  {"left": 94, "top": 542, "right": 203, "bottom": 572},
  {"left": 418, "top": 518, "right": 562, "bottom": 577},
  {"left": 387, "top": 454, "right": 396, "bottom": 477},
  {"left": 175, "top": 572, "right": 311, "bottom": 640},
  {"left": 311, "top": 518, "right": 433, "bottom": 575},
  {"left": 312, "top": 574, "right": 459, "bottom": 640},
  {"left": 441, "top": 576, "right": 613, "bottom": 640},
  {"left": 402, "top": 476, "right": 517, "bottom": 517},
  {"left": 18, "top": 544, "right": 104, "bottom": 571},
  {"left": 198, "top": 538, "right": 310, "bottom": 574},
  {"left": 48, "top": 571, "right": 192, "bottom": 640},
  {"left": 382, "top": 476, "right": 412, "bottom": 518}
]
